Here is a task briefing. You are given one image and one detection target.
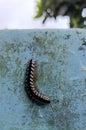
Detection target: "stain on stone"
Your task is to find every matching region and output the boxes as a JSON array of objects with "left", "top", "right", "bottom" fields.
[
  {"left": 13, "top": 87, "right": 17, "bottom": 93},
  {"left": 64, "top": 34, "right": 71, "bottom": 40},
  {"left": 76, "top": 30, "right": 81, "bottom": 34},
  {"left": 78, "top": 38, "right": 86, "bottom": 51},
  {"left": 45, "top": 31, "right": 48, "bottom": 35},
  {"left": 15, "top": 58, "right": 21, "bottom": 67},
  {"left": 4, "top": 44, "right": 14, "bottom": 51},
  {"left": 62, "top": 98, "right": 70, "bottom": 108},
  {"left": 4, "top": 43, "right": 23, "bottom": 53},
  {"left": 0, "top": 55, "right": 9, "bottom": 77},
  {"left": 81, "top": 38, "right": 86, "bottom": 46},
  {"left": 85, "top": 78, "right": 86, "bottom": 86},
  {"left": 47, "top": 118, "right": 55, "bottom": 125},
  {"left": 78, "top": 46, "right": 85, "bottom": 51},
  {"left": 33, "top": 36, "right": 42, "bottom": 43},
  {"left": 9, "top": 127, "right": 20, "bottom": 130}
]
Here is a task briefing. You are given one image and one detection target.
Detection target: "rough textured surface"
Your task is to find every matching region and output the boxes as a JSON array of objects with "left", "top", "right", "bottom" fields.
[{"left": 0, "top": 29, "right": 86, "bottom": 130}]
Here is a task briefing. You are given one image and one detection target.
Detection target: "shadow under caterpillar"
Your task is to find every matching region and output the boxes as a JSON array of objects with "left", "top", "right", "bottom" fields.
[{"left": 25, "top": 59, "right": 50, "bottom": 105}]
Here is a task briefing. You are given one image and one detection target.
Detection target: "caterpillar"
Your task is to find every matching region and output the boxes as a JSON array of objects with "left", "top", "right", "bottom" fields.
[{"left": 25, "top": 59, "right": 50, "bottom": 105}]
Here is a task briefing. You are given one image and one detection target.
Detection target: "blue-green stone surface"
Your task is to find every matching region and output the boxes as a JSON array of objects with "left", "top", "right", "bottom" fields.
[{"left": 0, "top": 29, "right": 86, "bottom": 130}]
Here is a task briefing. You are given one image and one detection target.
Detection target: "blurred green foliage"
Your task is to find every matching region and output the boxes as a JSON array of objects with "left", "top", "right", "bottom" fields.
[{"left": 35, "top": 0, "right": 86, "bottom": 28}]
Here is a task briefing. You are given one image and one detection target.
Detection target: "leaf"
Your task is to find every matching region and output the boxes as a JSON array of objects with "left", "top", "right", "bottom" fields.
[{"left": 34, "top": 1, "right": 44, "bottom": 18}]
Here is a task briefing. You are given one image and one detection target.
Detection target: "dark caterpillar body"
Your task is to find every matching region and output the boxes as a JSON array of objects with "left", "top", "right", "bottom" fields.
[{"left": 25, "top": 59, "right": 50, "bottom": 105}]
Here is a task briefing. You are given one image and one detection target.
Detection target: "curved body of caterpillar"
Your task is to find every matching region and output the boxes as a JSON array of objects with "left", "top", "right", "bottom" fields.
[{"left": 25, "top": 59, "right": 50, "bottom": 105}]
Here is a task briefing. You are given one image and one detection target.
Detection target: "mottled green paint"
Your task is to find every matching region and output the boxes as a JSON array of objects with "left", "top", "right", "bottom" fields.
[{"left": 0, "top": 29, "right": 86, "bottom": 130}]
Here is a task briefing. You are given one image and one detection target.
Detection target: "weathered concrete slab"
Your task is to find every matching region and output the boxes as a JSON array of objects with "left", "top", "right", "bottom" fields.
[{"left": 0, "top": 29, "right": 86, "bottom": 130}]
